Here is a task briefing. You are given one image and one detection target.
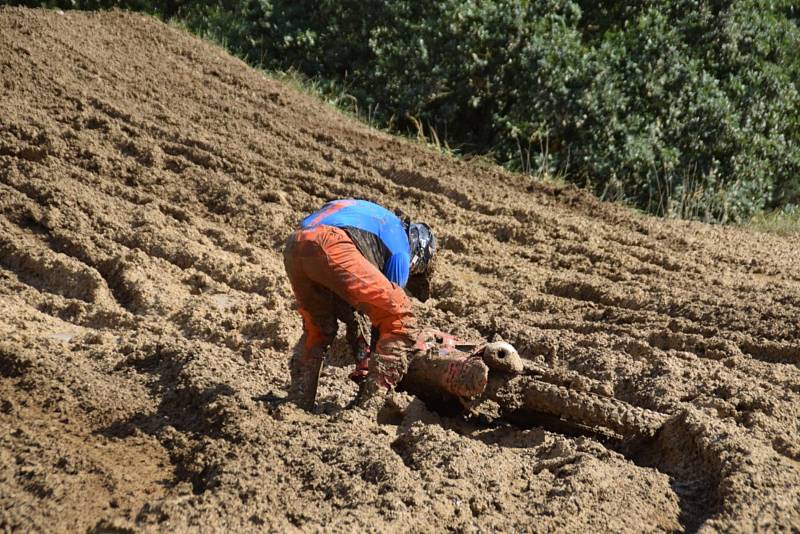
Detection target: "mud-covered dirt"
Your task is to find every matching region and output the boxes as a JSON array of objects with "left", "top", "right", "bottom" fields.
[{"left": 1, "top": 7, "right": 799, "bottom": 533}]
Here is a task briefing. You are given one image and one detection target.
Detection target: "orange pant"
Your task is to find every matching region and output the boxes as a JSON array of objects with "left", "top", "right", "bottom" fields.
[{"left": 283, "top": 225, "right": 416, "bottom": 389}]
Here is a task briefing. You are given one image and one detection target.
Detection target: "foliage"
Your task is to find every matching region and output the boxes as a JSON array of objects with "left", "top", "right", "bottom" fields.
[
  {"left": 746, "top": 204, "right": 800, "bottom": 235},
  {"left": 5, "top": 0, "right": 800, "bottom": 222},
  {"left": 5, "top": 0, "right": 184, "bottom": 17}
]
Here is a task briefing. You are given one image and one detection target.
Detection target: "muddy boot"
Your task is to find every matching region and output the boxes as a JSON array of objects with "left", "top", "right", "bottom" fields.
[
  {"left": 287, "top": 348, "right": 324, "bottom": 411},
  {"left": 351, "top": 377, "right": 389, "bottom": 414},
  {"left": 350, "top": 333, "right": 414, "bottom": 414}
]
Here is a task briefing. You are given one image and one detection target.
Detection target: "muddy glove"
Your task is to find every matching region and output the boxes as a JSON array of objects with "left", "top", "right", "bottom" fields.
[{"left": 348, "top": 334, "right": 371, "bottom": 383}]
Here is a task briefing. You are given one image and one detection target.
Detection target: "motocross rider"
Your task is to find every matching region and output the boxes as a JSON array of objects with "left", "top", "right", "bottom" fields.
[{"left": 283, "top": 199, "right": 437, "bottom": 411}]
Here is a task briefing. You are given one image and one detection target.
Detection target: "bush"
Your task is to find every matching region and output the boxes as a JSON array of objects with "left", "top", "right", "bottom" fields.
[
  {"left": 8, "top": 0, "right": 800, "bottom": 222},
  {"left": 181, "top": 0, "right": 800, "bottom": 222}
]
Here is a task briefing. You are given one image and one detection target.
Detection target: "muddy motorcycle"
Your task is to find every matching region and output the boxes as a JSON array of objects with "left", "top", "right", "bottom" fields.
[{"left": 396, "top": 329, "right": 668, "bottom": 440}]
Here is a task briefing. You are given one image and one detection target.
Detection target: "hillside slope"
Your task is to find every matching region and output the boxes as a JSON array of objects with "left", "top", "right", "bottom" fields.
[{"left": 1, "top": 7, "right": 798, "bottom": 532}]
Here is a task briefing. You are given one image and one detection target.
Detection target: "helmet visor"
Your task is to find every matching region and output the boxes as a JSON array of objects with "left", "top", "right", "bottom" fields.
[{"left": 409, "top": 223, "right": 436, "bottom": 275}]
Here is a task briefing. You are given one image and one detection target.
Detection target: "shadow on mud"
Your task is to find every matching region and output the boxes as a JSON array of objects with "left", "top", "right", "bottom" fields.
[
  {"left": 94, "top": 335, "right": 723, "bottom": 530},
  {"left": 628, "top": 415, "right": 721, "bottom": 533},
  {"left": 96, "top": 341, "right": 240, "bottom": 495},
  {"left": 403, "top": 395, "right": 721, "bottom": 533}
]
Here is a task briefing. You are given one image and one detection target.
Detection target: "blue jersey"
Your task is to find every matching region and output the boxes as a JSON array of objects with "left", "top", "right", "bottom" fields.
[{"left": 301, "top": 199, "right": 411, "bottom": 287}]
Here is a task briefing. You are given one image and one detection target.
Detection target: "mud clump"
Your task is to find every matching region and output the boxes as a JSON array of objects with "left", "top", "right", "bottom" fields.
[{"left": 1, "top": 6, "right": 800, "bottom": 532}]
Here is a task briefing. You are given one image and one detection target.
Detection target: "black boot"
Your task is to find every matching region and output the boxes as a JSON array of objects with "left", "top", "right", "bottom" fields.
[{"left": 287, "top": 348, "right": 324, "bottom": 411}]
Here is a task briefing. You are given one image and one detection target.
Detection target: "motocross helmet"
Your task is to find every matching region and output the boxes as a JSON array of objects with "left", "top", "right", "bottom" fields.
[{"left": 408, "top": 223, "right": 437, "bottom": 275}]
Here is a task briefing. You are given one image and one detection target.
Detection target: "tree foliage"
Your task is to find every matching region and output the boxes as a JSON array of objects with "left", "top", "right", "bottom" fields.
[{"left": 8, "top": 0, "right": 800, "bottom": 221}]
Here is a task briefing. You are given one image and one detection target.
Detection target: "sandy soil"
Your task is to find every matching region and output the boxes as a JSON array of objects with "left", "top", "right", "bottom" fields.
[{"left": 1, "top": 7, "right": 799, "bottom": 533}]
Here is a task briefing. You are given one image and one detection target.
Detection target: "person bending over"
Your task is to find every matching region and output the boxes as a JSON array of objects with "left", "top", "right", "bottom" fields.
[{"left": 283, "top": 199, "right": 436, "bottom": 411}]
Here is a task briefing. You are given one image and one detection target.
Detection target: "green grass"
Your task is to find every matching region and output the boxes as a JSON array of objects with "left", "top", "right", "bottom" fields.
[
  {"left": 168, "top": 17, "right": 792, "bottom": 232},
  {"left": 745, "top": 206, "right": 800, "bottom": 236},
  {"left": 165, "top": 17, "right": 562, "bottom": 185}
]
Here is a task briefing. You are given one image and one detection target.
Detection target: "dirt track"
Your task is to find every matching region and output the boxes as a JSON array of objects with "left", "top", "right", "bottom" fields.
[{"left": 1, "top": 7, "right": 799, "bottom": 532}]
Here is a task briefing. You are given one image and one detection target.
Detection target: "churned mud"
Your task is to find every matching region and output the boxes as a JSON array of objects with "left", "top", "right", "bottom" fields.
[{"left": 1, "top": 7, "right": 799, "bottom": 532}]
